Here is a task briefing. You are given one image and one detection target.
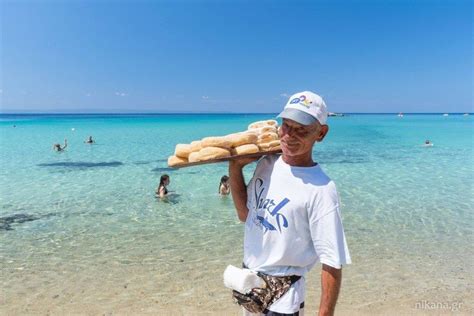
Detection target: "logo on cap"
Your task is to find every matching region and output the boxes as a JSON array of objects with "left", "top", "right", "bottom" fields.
[{"left": 289, "top": 95, "right": 312, "bottom": 108}]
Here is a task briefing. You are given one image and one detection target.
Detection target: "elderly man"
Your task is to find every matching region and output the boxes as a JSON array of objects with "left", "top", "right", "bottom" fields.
[{"left": 229, "top": 91, "right": 351, "bottom": 316}]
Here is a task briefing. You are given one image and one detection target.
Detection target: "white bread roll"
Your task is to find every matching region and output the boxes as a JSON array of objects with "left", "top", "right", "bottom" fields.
[
  {"left": 168, "top": 155, "right": 188, "bottom": 167},
  {"left": 232, "top": 144, "right": 259, "bottom": 155},
  {"left": 190, "top": 140, "right": 202, "bottom": 152},
  {"left": 266, "top": 120, "right": 278, "bottom": 126},
  {"left": 201, "top": 136, "right": 233, "bottom": 149},
  {"left": 248, "top": 119, "right": 278, "bottom": 130},
  {"left": 258, "top": 132, "right": 279, "bottom": 143},
  {"left": 258, "top": 140, "right": 280, "bottom": 151},
  {"left": 260, "top": 126, "right": 277, "bottom": 134},
  {"left": 227, "top": 133, "right": 258, "bottom": 147},
  {"left": 175, "top": 144, "right": 193, "bottom": 158},
  {"left": 245, "top": 128, "right": 261, "bottom": 136},
  {"left": 198, "top": 146, "right": 231, "bottom": 160},
  {"left": 268, "top": 144, "right": 281, "bottom": 151},
  {"left": 188, "top": 151, "right": 201, "bottom": 163}
]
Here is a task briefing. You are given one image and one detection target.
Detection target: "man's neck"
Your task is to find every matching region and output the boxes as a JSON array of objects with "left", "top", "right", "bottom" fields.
[{"left": 282, "top": 153, "right": 316, "bottom": 167}]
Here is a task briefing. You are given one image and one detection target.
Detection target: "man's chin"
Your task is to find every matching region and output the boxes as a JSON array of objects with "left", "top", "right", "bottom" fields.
[{"left": 281, "top": 145, "right": 297, "bottom": 156}]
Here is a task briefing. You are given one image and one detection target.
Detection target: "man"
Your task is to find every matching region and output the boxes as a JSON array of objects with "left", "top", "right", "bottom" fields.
[{"left": 229, "top": 91, "right": 351, "bottom": 316}]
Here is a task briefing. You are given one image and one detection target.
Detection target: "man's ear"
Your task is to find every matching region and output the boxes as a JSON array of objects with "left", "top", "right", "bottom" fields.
[{"left": 316, "top": 125, "right": 329, "bottom": 142}]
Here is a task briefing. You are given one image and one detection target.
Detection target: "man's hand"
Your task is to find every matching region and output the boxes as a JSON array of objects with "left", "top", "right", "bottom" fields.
[
  {"left": 319, "top": 264, "right": 342, "bottom": 316},
  {"left": 229, "top": 156, "right": 259, "bottom": 169}
]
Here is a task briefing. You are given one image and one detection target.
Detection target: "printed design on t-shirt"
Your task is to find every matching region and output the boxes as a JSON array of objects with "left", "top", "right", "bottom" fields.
[{"left": 253, "top": 178, "right": 290, "bottom": 233}]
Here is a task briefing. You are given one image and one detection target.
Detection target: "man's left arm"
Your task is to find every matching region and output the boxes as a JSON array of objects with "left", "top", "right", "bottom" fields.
[
  {"left": 310, "top": 184, "right": 351, "bottom": 315},
  {"left": 319, "top": 264, "right": 342, "bottom": 316}
]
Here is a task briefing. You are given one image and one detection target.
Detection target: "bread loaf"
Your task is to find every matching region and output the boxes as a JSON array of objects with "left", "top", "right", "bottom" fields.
[
  {"left": 248, "top": 120, "right": 278, "bottom": 130},
  {"left": 258, "top": 139, "right": 281, "bottom": 151},
  {"left": 232, "top": 144, "right": 259, "bottom": 155},
  {"left": 201, "top": 136, "right": 233, "bottom": 149},
  {"left": 190, "top": 140, "right": 202, "bottom": 152},
  {"left": 227, "top": 133, "right": 258, "bottom": 147},
  {"left": 198, "top": 146, "right": 231, "bottom": 160},
  {"left": 175, "top": 144, "right": 193, "bottom": 158},
  {"left": 188, "top": 151, "right": 201, "bottom": 163},
  {"left": 258, "top": 132, "right": 279, "bottom": 144},
  {"left": 168, "top": 155, "right": 188, "bottom": 167}
]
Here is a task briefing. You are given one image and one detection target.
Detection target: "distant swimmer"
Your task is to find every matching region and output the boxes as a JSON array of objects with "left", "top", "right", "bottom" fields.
[
  {"left": 219, "top": 175, "right": 230, "bottom": 196},
  {"left": 423, "top": 140, "right": 434, "bottom": 147},
  {"left": 156, "top": 174, "right": 170, "bottom": 199},
  {"left": 53, "top": 139, "right": 68, "bottom": 152},
  {"left": 84, "top": 136, "right": 95, "bottom": 144}
]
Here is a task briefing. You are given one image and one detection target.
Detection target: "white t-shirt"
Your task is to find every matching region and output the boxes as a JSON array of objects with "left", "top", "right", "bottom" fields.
[{"left": 244, "top": 155, "right": 351, "bottom": 313}]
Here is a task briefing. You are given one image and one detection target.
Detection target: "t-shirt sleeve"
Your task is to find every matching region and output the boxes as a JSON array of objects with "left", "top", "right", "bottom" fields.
[
  {"left": 246, "top": 156, "right": 268, "bottom": 211},
  {"left": 309, "top": 185, "right": 351, "bottom": 269}
]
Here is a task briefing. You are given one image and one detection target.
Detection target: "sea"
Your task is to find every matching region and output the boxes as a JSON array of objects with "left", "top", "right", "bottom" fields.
[{"left": 1, "top": 113, "right": 473, "bottom": 315}]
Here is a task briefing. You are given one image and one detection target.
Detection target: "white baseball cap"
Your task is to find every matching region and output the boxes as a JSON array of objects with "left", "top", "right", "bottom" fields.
[{"left": 277, "top": 91, "right": 328, "bottom": 125}]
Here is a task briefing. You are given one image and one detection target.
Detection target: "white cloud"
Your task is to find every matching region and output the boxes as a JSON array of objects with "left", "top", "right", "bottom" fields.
[
  {"left": 280, "top": 93, "right": 289, "bottom": 98},
  {"left": 115, "top": 92, "right": 128, "bottom": 97},
  {"left": 0, "top": 89, "right": 3, "bottom": 94},
  {"left": 85, "top": 93, "right": 92, "bottom": 97},
  {"left": 201, "top": 96, "right": 209, "bottom": 99}
]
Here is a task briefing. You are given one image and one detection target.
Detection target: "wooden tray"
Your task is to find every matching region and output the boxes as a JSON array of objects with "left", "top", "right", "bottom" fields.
[{"left": 169, "top": 149, "right": 282, "bottom": 168}]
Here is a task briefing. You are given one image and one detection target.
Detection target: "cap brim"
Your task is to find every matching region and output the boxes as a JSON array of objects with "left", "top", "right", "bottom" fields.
[{"left": 277, "top": 108, "right": 317, "bottom": 126}]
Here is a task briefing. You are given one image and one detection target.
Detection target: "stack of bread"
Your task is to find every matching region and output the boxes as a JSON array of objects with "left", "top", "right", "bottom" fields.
[{"left": 168, "top": 120, "right": 281, "bottom": 167}]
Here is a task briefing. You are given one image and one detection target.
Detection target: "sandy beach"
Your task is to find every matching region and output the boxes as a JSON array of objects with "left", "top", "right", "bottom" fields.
[{"left": 3, "top": 264, "right": 472, "bottom": 315}]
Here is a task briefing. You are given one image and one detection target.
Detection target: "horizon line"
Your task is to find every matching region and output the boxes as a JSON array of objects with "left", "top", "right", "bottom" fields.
[{"left": 0, "top": 111, "right": 472, "bottom": 115}]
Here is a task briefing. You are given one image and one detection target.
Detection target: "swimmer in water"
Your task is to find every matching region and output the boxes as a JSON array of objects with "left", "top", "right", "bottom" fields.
[
  {"left": 423, "top": 140, "right": 433, "bottom": 147},
  {"left": 84, "top": 136, "right": 95, "bottom": 144},
  {"left": 218, "top": 175, "right": 230, "bottom": 196},
  {"left": 53, "top": 139, "right": 68, "bottom": 152},
  {"left": 156, "top": 174, "right": 170, "bottom": 199}
]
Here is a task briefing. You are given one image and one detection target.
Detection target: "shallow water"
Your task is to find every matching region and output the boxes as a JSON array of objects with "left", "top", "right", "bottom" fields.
[{"left": 1, "top": 113, "right": 473, "bottom": 314}]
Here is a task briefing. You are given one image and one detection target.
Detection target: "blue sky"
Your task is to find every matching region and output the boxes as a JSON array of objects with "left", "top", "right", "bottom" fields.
[{"left": 1, "top": 0, "right": 472, "bottom": 113}]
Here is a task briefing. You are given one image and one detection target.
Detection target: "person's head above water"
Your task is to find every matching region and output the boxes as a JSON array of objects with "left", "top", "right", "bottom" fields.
[
  {"left": 277, "top": 91, "right": 329, "bottom": 166},
  {"left": 220, "top": 175, "right": 229, "bottom": 185},
  {"left": 159, "top": 174, "right": 170, "bottom": 187}
]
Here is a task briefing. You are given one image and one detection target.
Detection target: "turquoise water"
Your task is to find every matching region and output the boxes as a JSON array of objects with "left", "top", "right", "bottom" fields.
[{"left": 1, "top": 113, "right": 473, "bottom": 314}]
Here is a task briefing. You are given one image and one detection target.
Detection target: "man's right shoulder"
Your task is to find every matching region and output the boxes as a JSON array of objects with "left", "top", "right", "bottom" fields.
[{"left": 255, "top": 154, "right": 279, "bottom": 170}]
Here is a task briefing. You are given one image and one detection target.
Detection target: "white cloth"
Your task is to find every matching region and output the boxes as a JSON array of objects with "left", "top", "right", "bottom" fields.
[
  {"left": 223, "top": 265, "right": 265, "bottom": 294},
  {"left": 243, "top": 155, "right": 351, "bottom": 313}
]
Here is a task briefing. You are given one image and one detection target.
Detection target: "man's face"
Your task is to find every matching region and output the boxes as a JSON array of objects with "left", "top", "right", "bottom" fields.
[{"left": 279, "top": 118, "right": 328, "bottom": 157}]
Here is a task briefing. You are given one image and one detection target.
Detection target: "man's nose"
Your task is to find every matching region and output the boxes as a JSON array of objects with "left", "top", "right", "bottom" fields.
[{"left": 282, "top": 126, "right": 295, "bottom": 137}]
